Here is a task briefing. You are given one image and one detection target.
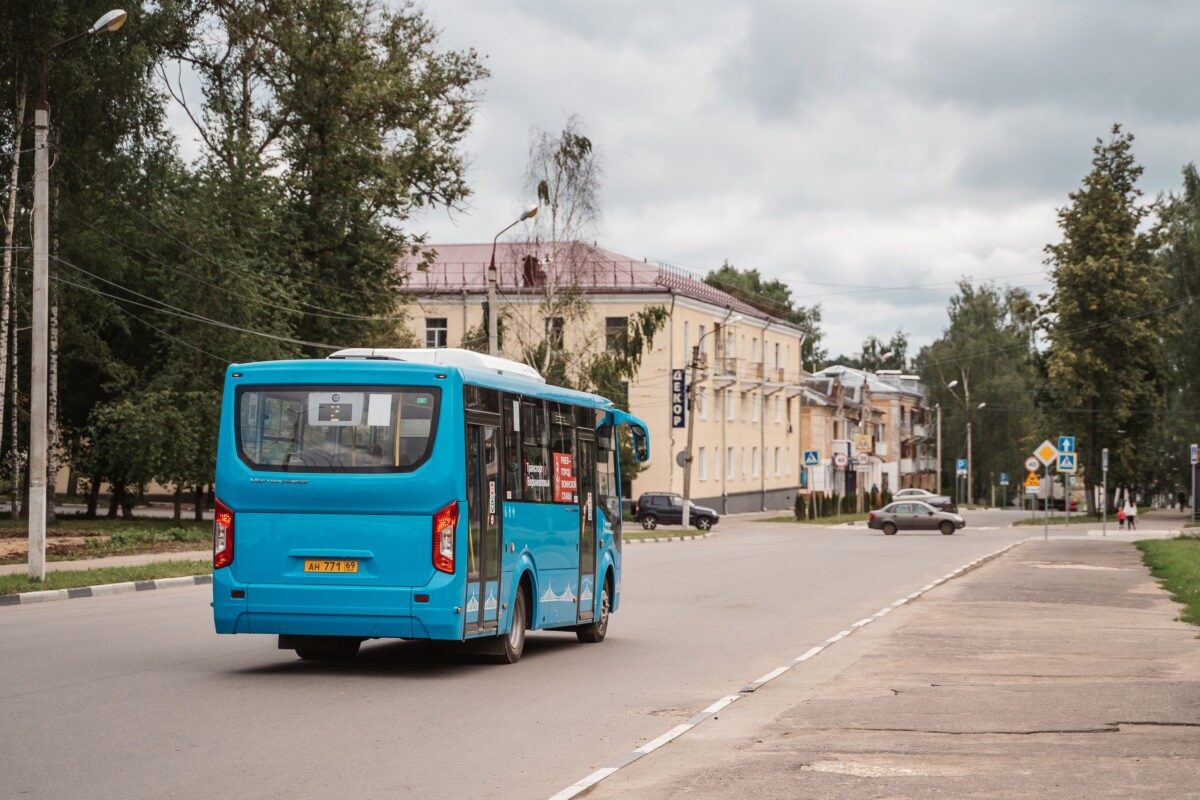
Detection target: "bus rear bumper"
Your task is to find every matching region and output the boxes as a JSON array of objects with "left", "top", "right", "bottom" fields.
[{"left": 212, "top": 569, "right": 462, "bottom": 640}]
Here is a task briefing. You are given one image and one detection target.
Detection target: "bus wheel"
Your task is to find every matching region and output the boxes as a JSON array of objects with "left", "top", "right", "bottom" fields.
[
  {"left": 489, "top": 590, "right": 526, "bottom": 664},
  {"left": 641, "top": 514, "right": 658, "bottom": 530},
  {"left": 294, "top": 637, "right": 361, "bottom": 661},
  {"left": 577, "top": 580, "right": 611, "bottom": 644}
]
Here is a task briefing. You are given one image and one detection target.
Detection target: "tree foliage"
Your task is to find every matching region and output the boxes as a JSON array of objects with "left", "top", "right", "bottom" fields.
[
  {"left": 703, "top": 261, "right": 826, "bottom": 366},
  {"left": 918, "top": 282, "right": 1039, "bottom": 498},
  {"left": 1041, "top": 125, "right": 1168, "bottom": 509}
]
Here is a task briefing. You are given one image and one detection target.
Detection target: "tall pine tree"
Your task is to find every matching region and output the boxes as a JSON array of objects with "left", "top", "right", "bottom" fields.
[{"left": 1042, "top": 125, "right": 1168, "bottom": 511}]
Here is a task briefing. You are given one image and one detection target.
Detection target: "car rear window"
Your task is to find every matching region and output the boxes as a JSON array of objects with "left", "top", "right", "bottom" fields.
[{"left": 236, "top": 387, "right": 439, "bottom": 473}]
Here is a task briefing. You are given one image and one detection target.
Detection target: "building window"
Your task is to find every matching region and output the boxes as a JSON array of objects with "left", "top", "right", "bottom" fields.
[
  {"left": 698, "top": 387, "right": 707, "bottom": 420},
  {"left": 752, "top": 337, "right": 759, "bottom": 363},
  {"left": 774, "top": 395, "right": 781, "bottom": 423},
  {"left": 726, "top": 390, "right": 735, "bottom": 421},
  {"left": 774, "top": 342, "right": 780, "bottom": 370},
  {"left": 727, "top": 447, "right": 735, "bottom": 479},
  {"left": 751, "top": 393, "right": 759, "bottom": 422},
  {"left": 774, "top": 447, "right": 781, "bottom": 476},
  {"left": 545, "top": 316, "right": 564, "bottom": 349},
  {"left": 785, "top": 447, "right": 791, "bottom": 474},
  {"left": 683, "top": 321, "right": 690, "bottom": 365},
  {"left": 698, "top": 447, "right": 707, "bottom": 480},
  {"left": 698, "top": 324, "right": 706, "bottom": 362},
  {"left": 741, "top": 447, "right": 748, "bottom": 478},
  {"left": 751, "top": 447, "right": 760, "bottom": 478},
  {"left": 605, "top": 317, "right": 628, "bottom": 352},
  {"left": 425, "top": 318, "right": 448, "bottom": 348}
]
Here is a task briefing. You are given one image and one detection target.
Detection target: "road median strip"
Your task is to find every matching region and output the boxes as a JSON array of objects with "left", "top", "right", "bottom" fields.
[
  {"left": 0, "top": 560, "right": 212, "bottom": 605},
  {"left": 547, "top": 537, "right": 1032, "bottom": 800}
]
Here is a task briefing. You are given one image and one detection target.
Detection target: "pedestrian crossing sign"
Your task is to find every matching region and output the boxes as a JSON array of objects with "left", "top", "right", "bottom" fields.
[
  {"left": 803, "top": 450, "right": 820, "bottom": 467},
  {"left": 1057, "top": 452, "right": 1077, "bottom": 474}
]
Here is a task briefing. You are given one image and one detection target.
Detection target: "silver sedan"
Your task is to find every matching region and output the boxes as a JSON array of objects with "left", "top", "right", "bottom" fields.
[{"left": 868, "top": 501, "right": 966, "bottom": 536}]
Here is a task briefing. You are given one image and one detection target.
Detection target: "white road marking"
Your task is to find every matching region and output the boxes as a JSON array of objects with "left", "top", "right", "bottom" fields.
[{"left": 546, "top": 537, "right": 1032, "bottom": 799}]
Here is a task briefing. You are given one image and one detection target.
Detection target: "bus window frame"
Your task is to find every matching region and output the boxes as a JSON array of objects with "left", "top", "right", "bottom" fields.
[{"left": 233, "top": 384, "right": 442, "bottom": 474}]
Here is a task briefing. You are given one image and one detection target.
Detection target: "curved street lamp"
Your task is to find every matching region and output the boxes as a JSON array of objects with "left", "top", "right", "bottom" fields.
[
  {"left": 486, "top": 205, "right": 538, "bottom": 356},
  {"left": 29, "top": 10, "right": 128, "bottom": 581},
  {"left": 682, "top": 314, "right": 742, "bottom": 528}
]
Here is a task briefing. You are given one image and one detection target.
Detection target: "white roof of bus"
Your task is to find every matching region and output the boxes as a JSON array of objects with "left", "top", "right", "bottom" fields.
[{"left": 329, "top": 348, "right": 546, "bottom": 383}]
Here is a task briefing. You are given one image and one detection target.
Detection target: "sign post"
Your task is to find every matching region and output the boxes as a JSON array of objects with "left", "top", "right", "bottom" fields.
[
  {"left": 1101, "top": 447, "right": 1109, "bottom": 536},
  {"left": 1057, "top": 448, "right": 1077, "bottom": 527},
  {"left": 1191, "top": 444, "right": 1199, "bottom": 524},
  {"left": 1035, "top": 440, "right": 1058, "bottom": 541},
  {"left": 999, "top": 472, "right": 1009, "bottom": 508}
]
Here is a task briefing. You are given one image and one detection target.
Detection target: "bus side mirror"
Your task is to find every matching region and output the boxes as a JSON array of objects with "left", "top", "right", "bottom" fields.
[{"left": 631, "top": 426, "right": 650, "bottom": 463}]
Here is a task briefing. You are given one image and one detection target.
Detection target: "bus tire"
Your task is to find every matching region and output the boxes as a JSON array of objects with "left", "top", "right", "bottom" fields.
[
  {"left": 577, "top": 576, "right": 611, "bottom": 644},
  {"left": 294, "top": 637, "right": 361, "bottom": 661},
  {"left": 641, "top": 514, "right": 658, "bottom": 530},
  {"left": 489, "top": 588, "right": 527, "bottom": 664},
  {"left": 882, "top": 522, "right": 897, "bottom": 536}
]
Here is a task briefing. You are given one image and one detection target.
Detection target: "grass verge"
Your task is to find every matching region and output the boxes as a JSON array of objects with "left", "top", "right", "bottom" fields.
[
  {"left": 1013, "top": 513, "right": 1102, "bottom": 526},
  {"left": 1136, "top": 537, "right": 1200, "bottom": 627},
  {"left": 0, "top": 559, "right": 211, "bottom": 597},
  {"left": 759, "top": 512, "right": 871, "bottom": 525},
  {"left": 625, "top": 528, "right": 709, "bottom": 541}
]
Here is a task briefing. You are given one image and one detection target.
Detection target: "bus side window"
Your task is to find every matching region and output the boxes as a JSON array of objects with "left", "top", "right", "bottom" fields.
[
  {"left": 502, "top": 396, "right": 522, "bottom": 501},
  {"left": 521, "top": 400, "right": 551, "bottom": 503},
  {"left": 465, "top": 385, "right": 500, "bottom": 413}
]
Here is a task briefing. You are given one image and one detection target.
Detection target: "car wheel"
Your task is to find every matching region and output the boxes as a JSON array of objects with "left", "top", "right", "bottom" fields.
[
  {"left": 940, "top": 521, "right": 955, "bottom": 535},
  {"left": 695, "top": 517, "right": 712, "bottom": 531},
  {"left": 641, "top": 514, "right": 658, "bottom": 530},
  {"left": 577, "top": 580, "right": 611, "bottom": 644},
  {"left": 882, "top": 522, "right": 897, "bottom": 536}
]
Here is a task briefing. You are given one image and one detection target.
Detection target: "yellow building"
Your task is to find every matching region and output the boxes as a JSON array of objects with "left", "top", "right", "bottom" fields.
[{"left": 401, "top": 242, "right": 811, "bottom": 512}]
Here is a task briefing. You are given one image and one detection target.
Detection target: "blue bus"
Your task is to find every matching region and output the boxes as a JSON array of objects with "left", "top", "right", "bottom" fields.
[{"left": 212, "top": 348, "right": 650, "bottom": 663}]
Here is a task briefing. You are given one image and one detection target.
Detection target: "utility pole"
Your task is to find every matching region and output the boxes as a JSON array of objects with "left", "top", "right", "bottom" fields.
[
  {"left": 486, "top": 205, "right": 538, "bottom": 357},
  {"left": 28, "top": 9, "right": 128, "bottom": 581},
  {"left": 964, "top": 373, "right": 973, "bottom": 507},
  {"left": 935, "top": 403, "right": 942, "bottom": 494}
]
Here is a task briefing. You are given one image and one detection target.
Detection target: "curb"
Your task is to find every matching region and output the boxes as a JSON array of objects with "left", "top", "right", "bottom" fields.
[
  {"left": 546, "top": 537, "right": 1032, "bottom": 800},
  {"left": 0, "top": 573, "right": 213, "bottom": 606},
  {"left": 624, "top": 531, "right": 715, "bottom": 544}
]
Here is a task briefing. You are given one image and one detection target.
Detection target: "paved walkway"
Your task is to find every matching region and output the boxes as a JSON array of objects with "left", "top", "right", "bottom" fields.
[
  {"left": 588, "top": 538, "right": 1200, "bottom": 798},
  {"left": 0, "top": 550, "right": 209, "bottom": 576}
]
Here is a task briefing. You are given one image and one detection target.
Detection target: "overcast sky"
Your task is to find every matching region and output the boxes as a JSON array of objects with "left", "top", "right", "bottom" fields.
[{"left": 396, "top": 1, "right": 1200, "bottom": 356}]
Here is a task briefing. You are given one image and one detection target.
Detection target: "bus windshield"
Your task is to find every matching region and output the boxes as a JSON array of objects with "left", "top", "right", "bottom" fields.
[{"left": 236, "top": 387, "right": 439, "bottom": 473}]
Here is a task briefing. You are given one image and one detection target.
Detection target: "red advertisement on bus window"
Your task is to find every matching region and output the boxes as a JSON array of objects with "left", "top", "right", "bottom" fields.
[{"left": 552, "top": 452, "right": 577, "bottom": 503}]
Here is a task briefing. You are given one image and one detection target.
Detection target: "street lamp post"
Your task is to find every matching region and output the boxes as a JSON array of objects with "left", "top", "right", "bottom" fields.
[
  {"left": 486, "top": 205, "right": 538, "bottom": 356},
  {"left": 682, "top": 315, "right": 741, "bottom": 529},
  {"left": 29, "top": 9, "right": 128, "bottom": 581},
  {"left": 946, "top": 375, "right": 985, "bottom": 508}
]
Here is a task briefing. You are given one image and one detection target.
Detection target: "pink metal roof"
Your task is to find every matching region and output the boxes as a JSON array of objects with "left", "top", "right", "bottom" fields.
[{"left": 400, "top": 241, "right": 795, "bottom": 327}]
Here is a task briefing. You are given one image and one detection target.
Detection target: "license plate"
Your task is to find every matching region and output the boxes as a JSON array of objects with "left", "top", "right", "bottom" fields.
[{"left": 303, "top": 559, "right": 359, "bottom": 574}]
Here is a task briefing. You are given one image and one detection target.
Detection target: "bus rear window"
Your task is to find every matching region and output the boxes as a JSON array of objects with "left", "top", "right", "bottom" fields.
[{"left": 236, "top": 387, "right": 439, "bottom": 473}]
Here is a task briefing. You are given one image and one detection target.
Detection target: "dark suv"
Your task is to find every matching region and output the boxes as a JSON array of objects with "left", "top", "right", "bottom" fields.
[{"left": 634, "top": 492, "right": 720, "bottom": 531}]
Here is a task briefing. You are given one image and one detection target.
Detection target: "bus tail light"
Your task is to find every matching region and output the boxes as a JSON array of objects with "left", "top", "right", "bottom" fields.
[
  {"left": 214, "top": 499, "right": 235, "bottom": 569},
  {"left": 433, "top": 501, "right": 458, "bottom": 573}
]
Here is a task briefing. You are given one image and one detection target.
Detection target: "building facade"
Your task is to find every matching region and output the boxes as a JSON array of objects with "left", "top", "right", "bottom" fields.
[{"left": 400, "top": 242, "right": 810, "bottom": 512}]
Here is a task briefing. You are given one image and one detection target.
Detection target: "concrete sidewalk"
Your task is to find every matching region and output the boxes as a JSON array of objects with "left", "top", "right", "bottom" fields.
[
  {"left": 587, "top": 539, "right": 1200, "bottom": 798},
  {"left": 0, "top": 549, "right": 209, "bottom": 576}
]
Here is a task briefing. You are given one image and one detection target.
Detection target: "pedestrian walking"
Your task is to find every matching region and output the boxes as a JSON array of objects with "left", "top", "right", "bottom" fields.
[
  {"left": 1178, "top": 490, "right": 1187, "bottom": 511},
  {"left": 1116, "top": 506, "right": 1126, "bottom": 530},
  {"left": 1124, "top": 498, "right": 1137, "bottom": 531}
]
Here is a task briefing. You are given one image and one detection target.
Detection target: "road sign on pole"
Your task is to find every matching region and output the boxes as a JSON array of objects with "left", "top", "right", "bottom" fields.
[
  {"left": 1034, "top": 440, "right": 1057, "bottom": 467},
  {"left": 999, "top": 472, "right": 1009, "bottom": 486},
  {"left": 833, "top": 452, "right": 848, "bottom": 468},
  {"left": 1057, "top": 452, "right": 1077, "bottom": 474},
  {"left": 955, "top": 458, "right": 968, "bottom": 477},
  {"left": 1102, "top": 447, "right": 1109, "bottom": 537},
  {"left": 803, "top": 450, "right": 820, "bottom": 467},
  {"left": 1191, "top": 443, "right": 1198, "bottom": 466},
  {"left": 1058, "top": 435, "right": 1076, "bottom": 454},
  {"left": 854, "top": 453, "right": 870, "bottom": 467},
  {"left": 1024, "top": 456, "right": 1039, "bottom": 473}
]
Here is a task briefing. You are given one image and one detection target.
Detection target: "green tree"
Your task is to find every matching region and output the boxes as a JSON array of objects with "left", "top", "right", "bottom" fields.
[
  {"left": 1154, "top": 163, "right": 1200, "bottom": 501},
  {"left": 704, "top": 261, "right": 826, "bottom": 366},
  {"left": 918, "top": 282, "right": 1040, "bottom": 499},
  {"left": 1042, "top": 125, "right": 1168, "bottom": 512}
]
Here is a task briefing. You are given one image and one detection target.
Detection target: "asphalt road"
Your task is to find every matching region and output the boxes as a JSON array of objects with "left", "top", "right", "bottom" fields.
[{"left": 1, "top": 510, "right": 1028, "bottom": 799}]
